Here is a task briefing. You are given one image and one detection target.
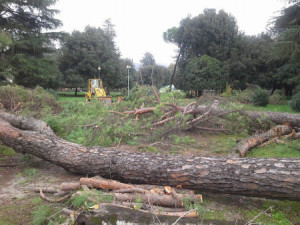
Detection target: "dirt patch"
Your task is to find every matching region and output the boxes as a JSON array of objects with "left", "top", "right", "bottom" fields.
[{"left": 0, "top": 154, "right": 81, "bottom": 224}]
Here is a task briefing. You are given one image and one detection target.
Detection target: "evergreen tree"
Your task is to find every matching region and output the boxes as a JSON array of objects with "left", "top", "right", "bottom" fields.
[
  {"left": 270, "top": 0, "right": 300, "bottom": 95},
  {"left": 0, "top": 0, "right": 63, "bottom": 88},
  {"left": 59, "top": 26, "right": 123, "bottom": 90}
]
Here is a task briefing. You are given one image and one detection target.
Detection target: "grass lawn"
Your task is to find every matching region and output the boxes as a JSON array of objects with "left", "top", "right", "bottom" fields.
[
  {"left": 58, "top": 96, "right": 86, "bottom": 102},
  {"left": 244, "top": 104, "right": 298, "bottom": 113},
  {"left": 57, "top": 91, "right": 122, "bottom": 102},
  {"left": 247, "top": 140, "right": 300, "bottom": 158}
]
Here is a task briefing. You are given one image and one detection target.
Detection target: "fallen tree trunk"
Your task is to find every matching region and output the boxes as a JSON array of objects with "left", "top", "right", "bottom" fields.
[
  {"left": 191, "top": 105, "right": 300, "bottom": 127},
  {"left": 113, "top": 102, "right": 300, "bottom": 128},
  {"left": 235, "top": 125, "right": 293, "bottom": 157},
  {"left": 0, "top": 111, "right": 300, "bottom": 200},
  {"left": 75, "top": 204, "right": 201, "bottom": 225}
]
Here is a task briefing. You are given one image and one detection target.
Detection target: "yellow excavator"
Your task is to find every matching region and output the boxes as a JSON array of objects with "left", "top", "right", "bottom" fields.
[{"left": 85, "top": 79, "right": 112, "bottom": 103}]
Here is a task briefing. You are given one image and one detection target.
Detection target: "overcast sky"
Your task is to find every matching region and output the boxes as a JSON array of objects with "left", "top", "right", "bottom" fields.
[{"left": 54, "top": 0, "right": 287, "bottom": 66}]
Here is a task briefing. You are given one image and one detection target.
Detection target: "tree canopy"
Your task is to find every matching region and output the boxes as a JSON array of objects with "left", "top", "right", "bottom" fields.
[
  {"left": 164, "top": 6, "right": 300, "bottom": 95},
  {"left": 0, "top": 0, "right": 63, "bottom": 88},
  {"left": 59, "top": 25, "right": 133, "bottom": 90}
]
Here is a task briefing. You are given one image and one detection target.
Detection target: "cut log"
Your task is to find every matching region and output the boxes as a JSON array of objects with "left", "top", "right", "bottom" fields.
[
  {"left": 75, "top": 203, "right": 201, "bottom": 225},
  {"left": 0, "top": 111, "right": 300, "bottom": 200},
  {"left": 114, "top": 193, "right": 181, "bottom": 208},
  {"left": 234, "top": 125, "right": 293, "bottom": 157},
  {"left": 80, "top": 177, "right": 134, "bottom": 190},
  {"left": 114, "top": 191, "right": 201, "bottom": 208},
  {"left": 32, "top": 187, "right": 60, "bottom": 193},
  {"left": 61, "top": 182, "right": 81, "bottom": 191}
]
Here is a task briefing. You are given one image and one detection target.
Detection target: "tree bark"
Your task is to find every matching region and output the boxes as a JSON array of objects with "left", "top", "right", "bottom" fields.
[
  {"left": 75, "top": 204, "right": 201, "bottom": 225},
  {"left": 190, "top": 105, "right": 300, "bottom": 127},
  {"left": 169, "top": 46, "right": 182, "bottom": 91},
  {"left": 113, "top": 192, "right": 201, "bottom": 208},
  {"left": 0, "top": 111, "right": 300, "bottom": 200}
]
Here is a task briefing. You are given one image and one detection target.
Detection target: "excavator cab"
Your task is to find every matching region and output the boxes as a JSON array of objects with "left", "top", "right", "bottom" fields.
[{"left": 85, "top": 79, "right": 112, "bottom": 104}]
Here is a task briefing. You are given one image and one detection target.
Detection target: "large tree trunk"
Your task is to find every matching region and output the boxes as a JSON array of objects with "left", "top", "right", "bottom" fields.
[
  {"left": 189, "top": 105, "right": 300, "bottom": 127},
  {"left": 0, "top": 111, "right": 300, "bottom": 200}
]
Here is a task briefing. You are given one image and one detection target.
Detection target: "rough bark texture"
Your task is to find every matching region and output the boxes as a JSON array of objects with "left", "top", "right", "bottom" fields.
[
  {"left": 235, "top": 125, "right": 293, "bottom": 157},
  {"left": 80, "top": 177, "right": 134, "bottom": 190},
  {"left": 114, "top": 192, "right": 186, "bottom": 208},
  {"left": 75, "top": 204, "right": 203, "bottom": 225},
  {"left": 61, "top": 182, "right": 81, "bottom": 191},
  {"left": 0, "top": 111, "right": 300, "bottom": 200}
]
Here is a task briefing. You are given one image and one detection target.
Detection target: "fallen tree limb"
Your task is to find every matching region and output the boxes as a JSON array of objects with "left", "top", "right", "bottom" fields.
[
  {"left": 234, "top": 125, "right": 293, "bottom": 157},
  {"left": 151, "top": 85, "right": 161, "bottom": 104},
  {"left": 0, "top": 111, "right": 300, "bottom": 200},
  {"left": 124, "top": 107, "right": 155, "bottom": 116},
  {"left": 114, "top": 191, "right": 202, "bottom": 208},
  {"left": 39, "top": 189, "right": 71, "bottom": 202},
  {"left": 120, "top": 202, "right": 186, "bottom": 212},
  {"left": 191, "top": 105, "right": 300, "bottom": 127},
  {"left": 32, "top": 187, "right": 60, "bottom": 193},
  {"left": 80, "top": 177, "right": 134, "bottom": 190}
]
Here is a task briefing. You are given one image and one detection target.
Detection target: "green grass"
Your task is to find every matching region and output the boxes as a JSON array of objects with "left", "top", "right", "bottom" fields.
[
  {"left": 247, "top": 140, "right": 300, "bottom": 158},
  {"left": 58, "top": 96, "right": 86, "bottom": 102},
  {"left": 0, "top": 145, "right": 16, "bottom": 158},
  {"left": 210, "top": 134, "right": 246, "bottom": 155},
  {"left": 70, "top": 189, "right": 114, "bottom": 209},
  {"left": 138, "top": 146, "right": 159, "bottom": 154},
  {"left": 56, "top": 91, "right": 85, "bottom": 96},
  {"left": 201, "top": 196, "right": 300, "bottom": 224},
  {"left": 32, "top": 205, "right": 65, "bottom": 225},
  {"left": 57, "top": 91, "right": 122, "bottom": 103},
  {"left": 244, "top": 104, "right": 298, "bottom": 113},
  {"left": 23, "top": 168, "right": 39, "bottom": 179},
  {"left": 170, "top": 135, "right": 196, "bottom": 145},
  {"left": 204, "top": 210, "right": 227, "bottom": 221}
]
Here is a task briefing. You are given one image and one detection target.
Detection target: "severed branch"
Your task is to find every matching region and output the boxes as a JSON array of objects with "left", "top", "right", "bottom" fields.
[
  {"left": 234, "top": 125, "right": 293, "bottom": 157},
  {"left": 151, "top": 85, "right": 161, "bottom": 104},
  {"left": 39, "top": 189, "right": 71, "bottom": 202}
]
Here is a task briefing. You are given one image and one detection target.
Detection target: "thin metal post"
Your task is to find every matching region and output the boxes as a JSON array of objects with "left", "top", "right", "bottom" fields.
[{"left": 127, "top": 66, "right": 131, "bottom": 97}]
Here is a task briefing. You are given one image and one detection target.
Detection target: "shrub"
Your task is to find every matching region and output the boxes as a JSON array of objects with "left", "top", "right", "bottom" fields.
[
  {"left": 269, "top": 90, "right": 287, "bottom": 105},
  {"left": 251, "top": 89, "right": 269, "bottom": 106},
  {"left": 290, "top": 92, "right": 300, "bottom": 112},
  {"left": 236, "top": 89, "right": 255, "bottom": 104},
  {"left": 0, "top": 85, "right": 60, "bottom": 116},
  {"left": 221, "top": 83, "right": 233, "bottom": 97}
]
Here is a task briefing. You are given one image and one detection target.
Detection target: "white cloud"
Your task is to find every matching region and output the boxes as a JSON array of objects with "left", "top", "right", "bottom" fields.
[{"left": 54, "top": 0, "right": 286, "bottom": 65}]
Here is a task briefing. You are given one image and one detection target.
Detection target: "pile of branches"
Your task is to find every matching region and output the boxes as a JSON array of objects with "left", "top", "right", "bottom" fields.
[
  {"left": 34, "top": 176, "right": 203, "bottom": 224},
  {"left": 111, "top": 99, "right": 235, "bottom": 137},
  {"left": 109, "top": 86, "right": 300, "bottom": 157}
]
